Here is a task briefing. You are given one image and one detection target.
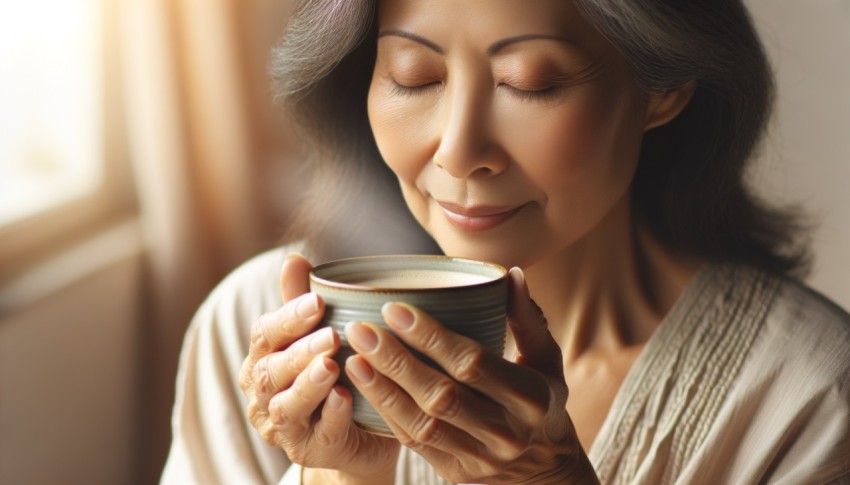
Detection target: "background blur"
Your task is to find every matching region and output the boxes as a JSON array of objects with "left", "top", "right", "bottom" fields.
[{"left": 0, "top": 0, "right": 847, "bottom": 483}]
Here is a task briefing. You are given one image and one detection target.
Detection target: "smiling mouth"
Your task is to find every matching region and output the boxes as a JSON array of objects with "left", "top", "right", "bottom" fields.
[{"left": 437, "top": 201, "right": 526, "bottom": 232}]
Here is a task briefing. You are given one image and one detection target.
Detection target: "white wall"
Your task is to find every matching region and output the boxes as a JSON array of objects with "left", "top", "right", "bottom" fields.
[{"left": 747, "top": 0, "right": 850, "bottom": 309}]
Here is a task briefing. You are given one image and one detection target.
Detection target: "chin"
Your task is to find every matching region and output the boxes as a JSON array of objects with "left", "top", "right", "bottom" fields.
[{"left": 434, "top": 233, "right": 540, "bottom": 270}]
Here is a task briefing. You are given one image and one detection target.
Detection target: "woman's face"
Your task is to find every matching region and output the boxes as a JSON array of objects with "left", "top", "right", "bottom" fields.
[{"left": 367, "top": 0, "right": 654, "bottom": 268}]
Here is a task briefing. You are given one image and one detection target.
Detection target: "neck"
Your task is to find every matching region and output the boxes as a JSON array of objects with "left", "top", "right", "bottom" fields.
[{"left": 523, "top": 196, "right": 699, "bottom": 363}]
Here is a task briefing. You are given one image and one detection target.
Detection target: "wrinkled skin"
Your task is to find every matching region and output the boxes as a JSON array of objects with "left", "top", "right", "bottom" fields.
[
  {"left": 239, "top": 253, "right": 597, "bottom": 484},
  {"left": 341, "top": 267, "right": 597, "bottom": 484},
  {"left": 238, "top": 254, "right": 400, "bottom": 483}
]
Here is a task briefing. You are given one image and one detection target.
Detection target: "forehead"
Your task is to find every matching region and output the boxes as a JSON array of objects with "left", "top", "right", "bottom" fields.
[
  {"left": 374, "top": 0, "right": 615, "bottom": 58},
  {"left": 375, "top": 0, "right": 601, "bottom": 46}
]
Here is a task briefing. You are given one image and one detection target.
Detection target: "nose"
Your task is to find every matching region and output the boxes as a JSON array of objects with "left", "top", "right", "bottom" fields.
[{"left": 434, "top": 79, "right": 509, "bottom": 179}]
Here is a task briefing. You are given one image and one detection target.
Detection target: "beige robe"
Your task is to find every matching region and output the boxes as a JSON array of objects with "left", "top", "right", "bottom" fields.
[{"left": 161, "top": 248, "right": 850, "bottom": 484}]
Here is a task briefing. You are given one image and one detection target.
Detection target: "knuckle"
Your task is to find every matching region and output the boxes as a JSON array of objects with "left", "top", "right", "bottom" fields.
[
  {"left": 396, "top": 430, "right": 416, "bottom": 448},
  {"left": 494, "top": 436, "right": 527, "bottom": 461},
  {"left": 515, "top": 374, "right": 551, "bottom": 421},
  {"left": 477, "top": 457, "right": 501, "bottom": 478},
  {"left": 409, "top": 413, "right": 440, "bottom": 445},
  {"left": 258, "top": 420, "right": 280, "bottom": 446},
  {"left": 422, "top": 380, "right": 461, "bottom": 419},
  {"left": 381, "top": 348, "right": 412, "bottom": 379},
  {"left": 376, "top": 385, "right": 402, "bottom": 410},
  {"left": 291, "top": 375, "right": 317, "bottom": 407},
  {"left": 313, "top": 425, "right": 334, "bottom": 448},
  {"left": 465, "top": 446, "right": 501, "bottom": 477},
  {"left": 238, "top": 359, "right": 253, "bottom": 394},
  {"left": 286, "top": 448, "right": 307, "bottom": 466},
  {"left": 252, "top": 357, "right": 276, "bottom": 394},
  {"left": 246, "top": 399, "right": 264, "bottom": 426},
  {"left": 250, "top": 316, "right": 272, "bottom": 353},
  {"left": 418, "top": 325, "right": 443, "bottom": 354},
  {"left": 284, "top": 348, "right": 303, "bottom": 375},
  {"left": 398, "top": 434, "right": 427, "bottom": 455},
  {"left": 268, "top": 397, "right": 294, "bottom": 427},
  {"left": 452, "top": 347, "right": 486, "bottom": 383}
]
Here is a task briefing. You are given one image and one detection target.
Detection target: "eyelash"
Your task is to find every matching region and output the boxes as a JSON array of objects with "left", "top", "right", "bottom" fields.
[
  {"left": 391, "top": 82, "right": 442, "bottom": 98},
  {"left": 390, "top": 80, "right": 562, "bottom": 103},
  {"left": 499, "top": 84, "right": 563, "bottom": 103}
]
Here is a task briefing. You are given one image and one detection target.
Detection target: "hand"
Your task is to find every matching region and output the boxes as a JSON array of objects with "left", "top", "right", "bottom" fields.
[
  {"left": 238, "top": 253, "right": 400, "bottom": 484},
  {"left": 342, "top": 267, "right": 599, "bottom": 484}
]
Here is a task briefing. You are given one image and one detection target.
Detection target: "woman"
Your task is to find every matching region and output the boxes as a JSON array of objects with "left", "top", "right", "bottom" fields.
[{"left": 161, "top": 0, "right": 850, "bottom": 483}]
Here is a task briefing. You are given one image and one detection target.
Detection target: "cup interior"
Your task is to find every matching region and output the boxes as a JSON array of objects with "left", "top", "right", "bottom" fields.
[{"left": 309, "top": 255, "right": 506, "bottom": 291}]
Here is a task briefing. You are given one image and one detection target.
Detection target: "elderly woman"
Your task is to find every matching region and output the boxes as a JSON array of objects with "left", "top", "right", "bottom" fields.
[{"left": 161, "top": 0, "right": 850, "bottom": 484}]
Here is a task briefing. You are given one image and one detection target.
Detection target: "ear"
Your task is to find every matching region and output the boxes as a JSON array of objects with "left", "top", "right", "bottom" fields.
[{"left": 644, "top": 82, "right": 696, "bottom": 131}]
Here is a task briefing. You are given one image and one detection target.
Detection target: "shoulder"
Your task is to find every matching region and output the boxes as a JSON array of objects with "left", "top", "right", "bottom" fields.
[
  {"left": 733, "top": 272, "right": 850, "bottom": 429},
  {"left": 714, "top": 271, "right": 850, "bottom": 481},
  {"left": 760, "top": 276, "right": 850, "bottom": 385}
]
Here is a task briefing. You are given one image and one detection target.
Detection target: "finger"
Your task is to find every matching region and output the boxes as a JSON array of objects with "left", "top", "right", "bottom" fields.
[
  {"left": 346, "top": 321, "right": 536, "bottom": 454},
  {"left": 302, "top": 385, "right": 357, "bottom": 457},
  {"left": 252, "top": 327, "right": 339, "bottom": 403},
  {"left": 248, "top": 292, "right": 324, "bottom": 361},
  {"left": 267, "top": 356, "right": 339, "bottom": 440},
  {"left": 380, "top": 302, "right": 550, "bottom": 420},
  {"left": 280, "top": 252, "right": 313, "bottom": 303},
  {"left": 379, "top": 411, "right": 486, "bottom": 482},
  {"left": 315, "top": 385, "right": 354, "bottom": 437},
  {"left": 507, "top": 267, "right": 563, "bottom": 375},
  {"left": 345, "top": 354, "right": 485, "bottom": 457}
]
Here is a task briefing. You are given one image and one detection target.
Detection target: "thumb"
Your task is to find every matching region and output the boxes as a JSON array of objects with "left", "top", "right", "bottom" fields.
[
  {"left": 280, "top": 252, "right": 314, "bottom": 303},
  {"left": 507, "top": 267, "right": 563, "bottom": 375}
]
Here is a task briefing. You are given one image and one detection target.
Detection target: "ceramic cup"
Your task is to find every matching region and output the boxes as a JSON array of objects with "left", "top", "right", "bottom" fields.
[{"left": 309, "top": 255, "right": 509, "bottom": 436}]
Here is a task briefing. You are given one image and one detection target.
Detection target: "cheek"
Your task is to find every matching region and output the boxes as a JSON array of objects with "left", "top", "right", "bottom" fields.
[
  {"left": 368, "top": 82, "right": 438, "bottom": 231},
  {"left": 367, "top": 83, "right": 435, "bottom": 184},
  {"left": 502, "top": 92, "right": 645, "bottom": 195}
]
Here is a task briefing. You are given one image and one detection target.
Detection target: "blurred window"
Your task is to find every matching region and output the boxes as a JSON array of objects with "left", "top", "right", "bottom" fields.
[
  {"left": 0, "top": 0, "right": 102, "bottom": 225},
  {"left": 0, "top": 0, "right": 134, "bottom": 281}
]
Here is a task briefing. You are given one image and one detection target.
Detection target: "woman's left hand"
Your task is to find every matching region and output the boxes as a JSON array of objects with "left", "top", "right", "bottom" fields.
[{"left": 343, "top": 267, "right": 599, "bottom": 485}]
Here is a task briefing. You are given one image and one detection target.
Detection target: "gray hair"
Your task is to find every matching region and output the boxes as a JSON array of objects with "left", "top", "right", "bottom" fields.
[
  {"left": 270, "top": 0, "right": 809, "bottom": 274},
  {"left": 271, "top": 0, "right": 373, "bottom": 98}
]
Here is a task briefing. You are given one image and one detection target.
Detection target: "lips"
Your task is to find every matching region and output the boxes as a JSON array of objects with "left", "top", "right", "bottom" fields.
[{"left": 437, "top": 201, "right": 525, "bottom": 231}]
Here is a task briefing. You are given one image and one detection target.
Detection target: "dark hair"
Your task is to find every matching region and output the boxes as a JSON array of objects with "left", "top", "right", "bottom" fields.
[{"left": 270, "top": 0, "right": 810, "bottom": 274}]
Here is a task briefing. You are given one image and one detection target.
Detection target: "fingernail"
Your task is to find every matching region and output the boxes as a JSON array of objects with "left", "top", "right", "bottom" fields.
[
  {"left": 309, "top": 358, "right": 332, "bottom": 384},
  {"left": 509, "top": 267, "right": 526, "bottom": 293},
  {"left": 295, "top": 293, "right": 319, "bottom": 318},
  {"left": 346, "top": 323, "right": 378, "bottom": 353},
  {"left": 308, "top": 327, "right": 334, "bottom": 354},
  {"left": 327, "top": 387, "right": 345, "bottom": 410},
  {"left": 346, "top": 355, "right": 375, "bottom": 384},
  {"left": 382, "top": 302, "right": 414, "bottom": 330}
]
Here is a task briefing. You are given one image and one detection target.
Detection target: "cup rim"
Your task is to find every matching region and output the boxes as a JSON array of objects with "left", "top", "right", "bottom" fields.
[{"left": 309, "top": 254, "right": 508, "bottom": 293}]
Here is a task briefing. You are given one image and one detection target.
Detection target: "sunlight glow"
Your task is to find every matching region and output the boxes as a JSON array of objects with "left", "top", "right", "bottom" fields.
[{"left": 0, "top": 0, "right": 102, "bottom": 226}]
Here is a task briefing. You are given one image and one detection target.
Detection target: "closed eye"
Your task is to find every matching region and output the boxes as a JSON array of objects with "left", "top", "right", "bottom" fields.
[
  {"left": 499, "top": 83, "right": 563, "bottom": 102},
  {"left": 391, "top": 81, "right": 443, "bottom": 98}
]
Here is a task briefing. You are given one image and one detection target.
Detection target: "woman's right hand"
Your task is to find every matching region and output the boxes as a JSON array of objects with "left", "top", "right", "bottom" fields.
[{"left": 238, "top": 253, "right": 400, "bottom": 484}]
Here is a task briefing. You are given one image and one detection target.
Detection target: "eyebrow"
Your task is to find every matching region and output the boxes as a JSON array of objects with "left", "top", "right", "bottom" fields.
[
  {"left": 377, "top": 30, "right": 572, "bottom": 56},
  {"left": 378, "top": 30, "right": 444, "bottom": 54}
]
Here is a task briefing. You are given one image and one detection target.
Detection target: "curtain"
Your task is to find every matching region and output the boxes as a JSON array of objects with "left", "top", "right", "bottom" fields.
[{"left": 119, "top": 0, "right": 296, "bottom": 478}]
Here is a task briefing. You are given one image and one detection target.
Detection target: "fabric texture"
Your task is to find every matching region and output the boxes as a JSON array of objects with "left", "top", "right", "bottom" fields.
[{"left": 160, "top": 247, "right": 850, "bottom": 484}]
